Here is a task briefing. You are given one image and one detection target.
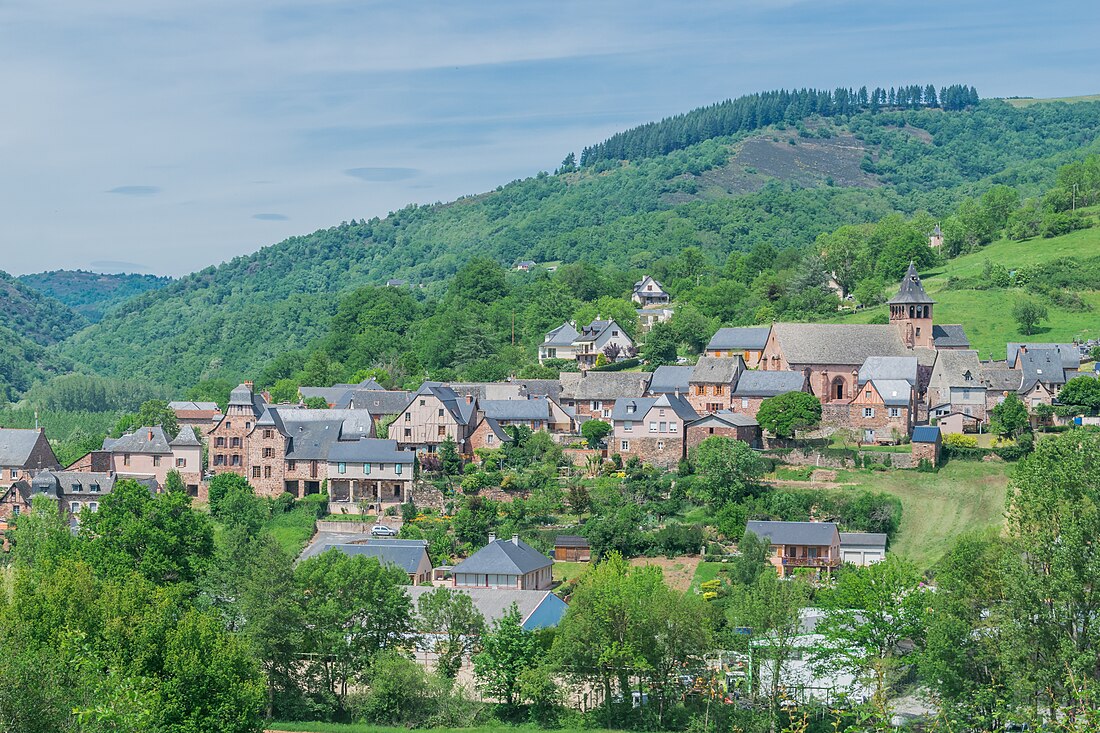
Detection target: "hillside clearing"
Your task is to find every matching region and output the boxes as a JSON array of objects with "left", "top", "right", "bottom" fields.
[{"left": 1003, "top": 94, "right": 1100, "bottom": 107}]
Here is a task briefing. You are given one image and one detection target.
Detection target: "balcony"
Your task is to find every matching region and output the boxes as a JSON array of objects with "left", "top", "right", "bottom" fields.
[{"left": 781, "top": 555, "right": 841, "bottom": 569}]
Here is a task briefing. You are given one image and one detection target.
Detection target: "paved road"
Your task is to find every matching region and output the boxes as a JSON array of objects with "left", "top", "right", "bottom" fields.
[{"left": 297, "top": 529, "right": 375, "bottom": 562}]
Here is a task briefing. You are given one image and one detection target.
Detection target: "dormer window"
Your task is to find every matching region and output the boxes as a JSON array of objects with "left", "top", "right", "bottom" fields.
[
  {"left": 963, "top": 370, "right": 973, "bottom": 381},
  {"left": 626, "top": 403, "right": 636, "bottom": 414}
]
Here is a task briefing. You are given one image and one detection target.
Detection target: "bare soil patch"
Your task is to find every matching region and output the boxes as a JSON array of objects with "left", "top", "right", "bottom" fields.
[{"left": 629, "top": 555, "right": 701, "bottom": 591}]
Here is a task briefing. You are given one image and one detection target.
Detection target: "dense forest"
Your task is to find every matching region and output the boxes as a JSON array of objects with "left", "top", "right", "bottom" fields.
[
  {"left": 18, "top": 270, "right": 172, "bottom": 322},
  {"left": 37, "top": 97, "right": 1100, "bottom": 394},
  {"left": 580, "top": 83, "right": 979, "bottom": 166}
]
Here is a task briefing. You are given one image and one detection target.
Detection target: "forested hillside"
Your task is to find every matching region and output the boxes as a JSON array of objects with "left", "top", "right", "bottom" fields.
[
  {"left": 38, "top": 95, "right": 1100, "bottom": 393},
  {"left": 18, "top": 270, "right": 171, "bottom": 322}
]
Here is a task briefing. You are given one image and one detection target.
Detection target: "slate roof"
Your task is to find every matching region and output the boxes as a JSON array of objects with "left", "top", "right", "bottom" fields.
[
  {"left": 103, "top": 427, "right": 172, "bottom": 455},
  {"left": 169, "top": 425, "right": 202, "bottom": 447},
  {"left": 888, "top": 263, "right": 934, "bottom": 305},
  {"left": 299, "top": 386, "right": 353, "bottom": 405},
  {"left": 228, "top": 384, "right": 267, "bottom": 416},
  {"left": 839, "top": 532, "right": 887, "bottom": 549},
  {"left": 481, "top": 418, "right": 512, "bottom": 442},
  {"left": 328, "top": 438, "right": 415, "bottom": 464},
  {"left": 1019, "top": 348, "right": 1071, "bottom": 392},
  {"left": 323, "top": 540, "right": 429, "bottom": 574},
  {"left": 0, "top": 429, "right": 46, "bottom": 466},
  {"left": 732, "top": 370, "right": 806, "bottom": 397},
  {"left": 611, "top": 393, "right": 699, "bottom": 422},
  {"left": 689, "top": 410, "right": 759, "bottom": 428},
  {"left": 574, "top": 319, "right": 623, "bottom": 344},
  {"left": 1007, "top": 343, "right": 1081, "bottom": 370},
  {"left": 31, "top": 470, "right": 116, "bottom": 498},
  {"left": 745, "top": 520, "right": 840, "bottom": 546},
  {"left": 707, "top": 326, "right": 772, "bottom": 351},
  {"left": 928, "top": 350, "right": 984, "bottom": 392},
  {"left": 690, "top": 355, "right": 744, "bottom": 385},
  {"left": 452, "top": 536, "right": 552, "bottom": 575},
  {"left": 858, "top": 356, "right": 918, "bottom": 386},
  {"left": 168, "top": 401, "right": 220, "bottom": 413},
  {"left": 554, "top": 535, "right": 590, "bottom": 548},
  {"left": 480, "top": 398, "right": 551, "bottom": 422},
  {"left": 648, "top": 365, "right": 694, "bottom": 394},
  {"left": 868, "top": 379, "right": 912, "bottom": 407},
  {"left": 633, "top": 275, "right": 667, "bottom": 294},
  {"left": 559, "top": 372, "right": 651, "bottom": 401},
  {"left": 911, "top": 425, "right": 941, "bottom": 443},
  {"left": 408, "top": 383, "right": 477, "bottom": 425},
  {"left": 339, "top": 389, "right": 412, "bottom": 414},
  {"left": 979, "top": 362, "right": 1023, "bottom": 393},
  {"left": 543, "top": 322, "right": 579, "bottom": 347},
  {"left": 770, "top": 323, "right": 910, "bottom": 365},
  {"left": 932, "top": 324, "right": 970, "bottom": 348},
  {"left": 283, "top": 420, "right": 347, "bottom": 460},
  {"left": 404, "top": 586, "right": 566, "bottom": 628}
]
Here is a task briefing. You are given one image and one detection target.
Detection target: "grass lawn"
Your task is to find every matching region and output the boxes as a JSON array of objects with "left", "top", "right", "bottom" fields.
[
  {"left": 552, "top": 560, "right": 589, "bottom": 583},
  {"left": 1004, "top": 94, "right": 1100, "bottom": 107},
  {"left": 828, "top": 460, "right": 1012, "bottom": 570},
  {"left": 773, "top": 466, "right": 814, "bottom": 481},
  {"left": 690, "top": 561, "right": 725, "bottom": 591},
  {"left": 267, "top": 505, "right": 322, "bottom": 556}
]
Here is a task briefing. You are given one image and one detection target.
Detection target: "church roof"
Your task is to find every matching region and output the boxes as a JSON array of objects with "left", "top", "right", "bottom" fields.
[{"left": 888, "top": 263, "right": 935, "bottom": 305}]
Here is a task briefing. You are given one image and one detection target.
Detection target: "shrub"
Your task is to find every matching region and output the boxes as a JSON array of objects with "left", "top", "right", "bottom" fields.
[{"left": 944, "top": 433, "right": 979, "bottom": 449}]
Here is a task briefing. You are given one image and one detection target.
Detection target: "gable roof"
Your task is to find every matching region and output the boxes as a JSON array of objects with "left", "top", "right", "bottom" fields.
[
  {"left": 770, "top": 323, "right": 911, "bottom": 366},
  {"left": 404, "top": 586, "right": 568, "bottom": 629},
  {"left": 839, "top": 532, "right": 887, "bottom": 549},
  {"left": 480, "top": 397, "right": 552, "bottom": 422},
  {"left": 405, "top": 383, "right": 477, "bottom": 425},
  {"left": 103, "top": 426, "right": 172, "bottom": 455},
  {"left": 283, "top": 419, "right": 347, "bottom": 460},
  {"left": 932, "top": 324, "right": 970, "bottom": 348},
  {"left": 858, "top": 356, "right": 918, "bottom": 386},
  {"left": 328, "top": 438, "right": 415, "bottom": 464},
  {"left": 888, "top": 263, "right": 934, "bottom": 305},
  {"left": 574, "top": 319, "right": 629, "bottom": 344},
  {"left": 168, "top": 401, "right": 221, "bottom": 413},
  {"left": 560, "top": 371, "right": 651, "bottom": 401},
  {"left": 555, "top": 535, "right": 590, "bottom": 548},
  {"left": 690, "top": 355, "right": 744, "bottom": 385},
  {"left": 1007, "top": 343, "right": 1081, "bottom": 370},
  {"left": 0, "top": 429, "right": 46, "bottom": 466},
  {"left": 228, "top": 384, "right": 267, "bottom": 416},
  {"left": 928, "top": 350, "right": 984, "bottom": 392},
  {"left": 452, "top": 536, "right": 553, "bottom": 575},
  {"left": 322, "top": 540, "right": 429, "bottom": 574},
  {"left": 911, "top": 425, "right": 941, "bottom": 443},
  {"left": 867, "top": 379, "right": 912, "bottom": 407},
  {"left": 732, "top": 370, "right": 806, "bottom": 397},
  {"left": 339, "top": 389, "right": 412, "bottom": 414},
  {"left": 689, "top": 410, "right": 759, "bottom": 428},
  {"left": 648, "top": 365, "right": 694, "bottom": 394},
  {"left": 979, "top": 362, "right": 1022, "bottom": 393},
  {"left": 745, "top": 520, "right": 839, "bottom": 546},
  {"left": 543, "top": 322, "right": 580, "bottom": 347},
  {"left": 169, "top": 425, "right": 202, "bottom": 447},
  {"left": 1018, "top": 348, "right": 1071, "bottom": 392},
  {"left": 31, "top": 470, "right": 117, "bottom": 499},
  {"left": 633, "top": 275, "right": 666, "bottom": 294},
  {"left": 612, "top": 393, "right": 699, "bottom": 422},
  {"left": 707, "top": 326, "right": 771, "bottom": 351}
]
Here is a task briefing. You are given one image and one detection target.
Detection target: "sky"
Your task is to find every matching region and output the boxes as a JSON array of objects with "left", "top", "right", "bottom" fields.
[{"left": 2, "top": 0, "right": 1099, "bottom": 277}]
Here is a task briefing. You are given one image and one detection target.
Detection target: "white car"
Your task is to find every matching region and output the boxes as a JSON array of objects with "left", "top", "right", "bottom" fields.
[{"left": 370, "top": 524, "right": 398, "bottom": 537}]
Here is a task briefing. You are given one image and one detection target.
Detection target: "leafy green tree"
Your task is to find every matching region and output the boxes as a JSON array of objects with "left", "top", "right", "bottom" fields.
[
  {"left": 565, "top": 481, "right": 591, "bottom": 521},
  {"left": 417, "top": 587, "right": 486, "bottom": 679},
  {"left": 163, "top": 469, "right": 184, "bottom": 494},
  {"left": 644, "top": 321, "right": 678, "bottom": 365},
  {"left": 294, "top": 550, "right": 413, "bottom": 711},
  {"left": 113, "top": 399, "right": 179, "bottom": 438},
  {"left": 756, "top": 391, "right": 821, "bottom": 438},
  {"left": 580, "top": 419, "right": 611, "bottom": 449},
  {"left": 815, "top": 556, "right": 927, "bottom": 721},
  {"left": 1055, "top": 375, "right": 1100, "bottom": 413},
  {"left": 691, "top": 436, "right": 765, "bottom": 508},
  {"left": 303, "top": 396, "right": 329, "bottom": 409},
  {"left": 990, "top": 392, "right": 1030, "bottom": 438},
  {"left": 186, "top": 378, "right": 234, "bottom": 411},
  {"left": 474, "top": 603, "right": 540, "bottom": 706},
  {"left": 79, "top": 479, "right": 213, "bottom": 585},
  {"left": 207, "top": 472, "right": 253, "bottom": 515},
  {"left": 10, "top": 494, "right": 73, "bottom": 571},
  {"left": 573, "top": 296, "right": 640, "bottom": 340},
  {"left": 1012, "top": 298, "right": 1048, "bottom": 336},
  {"left": 439, "top": 436, "right": 462, "bottom": 476},
  {"left": 452, "top": 496, "right": 499, "bottom": 547},
  {"left": 268, "top": 378, "right": 300, "bottom": 404}
]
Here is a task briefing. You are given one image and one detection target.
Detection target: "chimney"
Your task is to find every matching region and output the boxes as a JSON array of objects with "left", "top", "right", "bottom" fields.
[
  {"left": 466, "top": 393, "right": 473, "bottom": 404},
  {"left": 488, "top": 532, "right": 497, "bottom": 543},
  {"left": 512, "top": 534, "right": 520, "bottom": 545},
  {"left": 244, "top": 380, "right": 254, "bottom": 391},
  {"left": 148, "top": 430, "right": 154, "bottom": 441}
]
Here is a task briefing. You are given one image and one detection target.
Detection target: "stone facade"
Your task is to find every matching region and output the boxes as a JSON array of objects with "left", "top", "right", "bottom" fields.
[
  {"left": 0, "top": 429, "right": 60, "bottom": 487},
  {"left": 686, "top": 383, "right": 731, "bottom": 414},
  {"left": 208, "top": 383, "right": 263, "bottom": 477},
  {"left": 395, "top": 389, "right": 476, "bottom": 453},
  {"left": 686, "top": 422, "right": 761, "bottom": 452},
  {"left": 912, "top": 439, "right": 940, "bottom": 465}
]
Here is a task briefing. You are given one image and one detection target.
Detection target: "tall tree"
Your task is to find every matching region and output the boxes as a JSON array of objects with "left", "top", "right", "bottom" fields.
[
  {"left": 474, "top": 603, "right": 540, "bottom": 706},
  {"left": 416, "top": 587, "right": 486, "bottom": 679}
]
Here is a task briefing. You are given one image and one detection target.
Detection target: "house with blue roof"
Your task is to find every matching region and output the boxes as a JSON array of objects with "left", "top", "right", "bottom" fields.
[{"left": 911, "top": 425, "right": 942, "bottom": 465}]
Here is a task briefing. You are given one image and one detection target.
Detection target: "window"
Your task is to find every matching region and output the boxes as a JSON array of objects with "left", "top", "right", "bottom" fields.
[
  {"left": 72, "top": 483, "right": 82, "bottom": 493},
  {"left": 419, "top": 399, "right": 425, "bottom": 406},
  {"left": 403, "top": 428, "right": 411, "bottom": 437},
  {"left": 230, "top": 437, "right": 241, "bottom": 448},
  {"left": 264, "top": 466, "right": 272, "bottom": 479},
  {"left": 741, "top": 398, "right": 749, "bottom": 409},
  {"left": 214, "top": 454, "right": 225, "bottom": 466},
  {"left": 123, "top": 454, "right": 131, "bottom": 466},
  {"left": 659, "top": 421, "right": 667, "bottom": 432},
  {"left": 337, "top": 462, "right": 346, "bottom": 475},
  {"left": 245, "top": 422, "right": 251, "bottom": 430},
  {"left": 70, "top": 502, "right": 79, "bottom": 513},
  {"left": 89, "top": 502, "right": 97, "bottom": 512},
  {"left": 591, "top": 400, "right": 599, "bottom": 411},
  {"left": 225, "top": 421, "right": 231, "bottom": 429},
  {"left": 231, "top": 455, "right": 241, "bottom": 466},
  {"left": 865, "top": 390, "right": 871, "bottom": 399},
  {"left": 487, "top": 433, "right": 495, "bottom": 444},
  {"left": 612, "top": 330, "right": 619, "bottom": 337},
  {"left": 364, "top": 463, "right": 371, "bottom": 474},
  {"left": 263, "top": 429, "right": 273, "bottom": 439},
  {"left": 437, "top": 426, "right": 446, "bottom": 436},
  {"left": 11, "top": 506, "right": 18, "bottom": 517},
  {"left": 889, "top": 407, "right": 901, "bottom": 418},
  {"left": 670, "top": 422, "right": 678, "bottom": 433},
  {"left": 153, "top": 455, "right": 161, "bottom": 467},
  {"left": 405, "top": 412, "right": 411, "bottom": 422},
  {"left": 176, "top": 457, "right": 185, "bottom": 467},
  {"left": 649, "top": 422, "right": 658, "bottom": 433},
  {"left": 9, "top": 469, "right": 16, "bottom": 479},
  {"left": 216, "top": 437, "right": 226, "bottom": 448},
  {"left": 263, "top": 447, "right": 273, "bottom": 458},
  {"left": 395, "top": 463, "right": 402, "bottom": 475},
  {"left": 90, "top": 484, "right": 99, "bottom": 493},
  {"left": 659, "top": 409, "right": 666, "bottom": 417},
  {"left": 624, "top": 421, "right": 633, "bottom": 432},
  {"left": 252, "top": 467, "right": 261, "bottom": 478},
  {"left": 626, "top": 403, "right": 636, "bottom": 414},
  {"left": 620, "top": 440, "right": 630, "bottom": 451},
  {"left": 438, "top": 408, "right": 444, "bottom": 418},
  {"left": 694, "top": 385, "right": 704, "bottom": 396},
  {"left": 657, "top": 440, "right": 665, "bottom": 450},
  {"left": 287, "top": 460, "right": 296, "bottom": 471},
  {"left": 863, "top": 407, "right": 874, "bottom": 418},
  {"left": 715, "top": 385, "right": 725, "bottom": 396}
]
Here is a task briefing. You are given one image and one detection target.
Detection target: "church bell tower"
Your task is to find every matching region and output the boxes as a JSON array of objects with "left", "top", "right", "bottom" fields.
[{"left": 889, "top": 262, "right": 934, "bottom": 349}]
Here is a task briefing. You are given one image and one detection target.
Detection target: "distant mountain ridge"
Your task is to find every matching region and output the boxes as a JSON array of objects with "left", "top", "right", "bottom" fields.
[
  {"left": 18, "top": 270, "right": 171, "bottom": 322},
  {"left": 27, "top": 93, "right": 1100, "bottom": 394}
]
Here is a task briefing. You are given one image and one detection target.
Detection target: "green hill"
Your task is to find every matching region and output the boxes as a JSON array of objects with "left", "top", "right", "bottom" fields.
[
  {"left": 0, "top": 272, "right": 80, "bottom": 400},
  {"left": 829, "top": 211, "right": 1100, "bottom": 358},
  {"left": 34, "top": 94, "right": 1100, "bottom": 393},
  {"left": 18, "top": 270, "right": 171, "bottom": 323}
]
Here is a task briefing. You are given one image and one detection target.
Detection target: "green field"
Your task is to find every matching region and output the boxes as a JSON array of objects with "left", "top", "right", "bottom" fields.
[
  {"left": 267, "top": 505, "right": 322, "bottom": 556},
  {"left": 552, "top": 560, "right": 589, "bottom": 583},
  {"left": 1003, "top": 94, "right": 1100, "bottom": 108},
  {"left": 832, "top": 222, "right": 1100, "bottom": 358},
  {"left": 690, "top": 561, "right": 725, "bottom": 591},
  {"left": 831, "top": 460, "right": 1011, "bottom": 569}
]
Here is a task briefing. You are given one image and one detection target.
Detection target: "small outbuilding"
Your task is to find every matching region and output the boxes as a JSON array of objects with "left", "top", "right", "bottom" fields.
[
  {"left": 839, "top": 532, "right": 887, "bottom": 566},
  {"left": 554, "top": 535, "right": 591, "bottom": 562},
  {"left": 911, "top": 425, "right": 942, "bottom": 465}
]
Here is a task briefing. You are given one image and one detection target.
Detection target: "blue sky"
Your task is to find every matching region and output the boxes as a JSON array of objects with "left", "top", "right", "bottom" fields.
[{"left": 1, "top": 0, "right": 1098, "bottom": 276}]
